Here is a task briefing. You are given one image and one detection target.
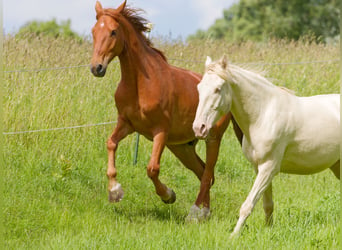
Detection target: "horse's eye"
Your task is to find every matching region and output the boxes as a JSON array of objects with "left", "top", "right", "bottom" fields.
[
  {"left": 111, "top": 30, "right": 117, "bottom": 37},
  {"left": 214, "top": 87, "right": 221, "bottom": 94}
]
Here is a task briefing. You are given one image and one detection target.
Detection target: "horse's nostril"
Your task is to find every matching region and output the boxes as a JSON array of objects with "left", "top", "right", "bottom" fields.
[
  {"left": 200, "top": 124, "right": 206, "bottom": 134},
  {"left": 91, "top": 63, "right": 106, "bottom": 77},
  {"left": 96, "top": 64, "right": 103, "bottom": 73}
]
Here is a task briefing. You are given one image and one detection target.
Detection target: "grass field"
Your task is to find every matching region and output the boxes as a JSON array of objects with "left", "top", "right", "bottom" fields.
[{"left": 3, "top": 35, "right": 340, "bottom": 249}]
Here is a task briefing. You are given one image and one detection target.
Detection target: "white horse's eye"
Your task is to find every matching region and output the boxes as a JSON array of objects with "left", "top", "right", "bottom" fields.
[{"left": 214, "top": 87, "right": 221, "bottom": 94}]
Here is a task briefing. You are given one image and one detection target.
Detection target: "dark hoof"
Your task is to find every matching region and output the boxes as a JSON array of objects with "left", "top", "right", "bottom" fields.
[{"left": 162, "top": 188, "right": 176, "bottom": 204}]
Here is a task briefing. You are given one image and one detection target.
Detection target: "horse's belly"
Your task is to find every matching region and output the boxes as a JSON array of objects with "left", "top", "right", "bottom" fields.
[
  {"left": 280, "top": 144, "right": 339, "bottom": 175},
  {"left": 128, "top": 115, "right": 196, "bottom": 144}
]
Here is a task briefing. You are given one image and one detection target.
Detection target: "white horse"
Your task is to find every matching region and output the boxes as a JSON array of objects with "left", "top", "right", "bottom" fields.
[{"left": 193, "top": 55, "right": 340, "bottom": 238}]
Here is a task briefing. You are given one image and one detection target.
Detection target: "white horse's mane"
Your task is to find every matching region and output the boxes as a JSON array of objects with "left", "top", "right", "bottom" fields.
[{"left": 206, "top": 60, "right": 294, "bottom": 95}]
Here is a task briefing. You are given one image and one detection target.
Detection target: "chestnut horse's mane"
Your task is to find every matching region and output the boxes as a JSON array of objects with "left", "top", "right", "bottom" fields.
[{"left": 102, "top": 6, "right": 167, "bottom": 62}]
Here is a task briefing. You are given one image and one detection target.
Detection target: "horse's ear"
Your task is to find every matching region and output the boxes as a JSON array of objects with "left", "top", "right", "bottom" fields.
[
  {"left": 116, "top": 0, "right": 127, "bottom": 13},
  {"left": 205, "top": 56, "right": 212, "bottom": 67},
  {"left": 95, "top": 1, "right": 103, "bottom": 19},
  {"left": 220, "top": 55, "right": 228, "bottom": 69}
]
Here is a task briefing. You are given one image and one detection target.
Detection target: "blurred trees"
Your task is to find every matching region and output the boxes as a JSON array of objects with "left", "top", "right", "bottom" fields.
[
  {"left": 189, "top": 0, "right": 340, "bottom": 42},
  {"left": 16, "top": 19, "right": 83, "bottom": 41}
]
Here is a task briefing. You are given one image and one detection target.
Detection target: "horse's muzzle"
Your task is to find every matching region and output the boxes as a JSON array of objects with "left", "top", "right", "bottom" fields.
[
  {"left": 193, "top": 122, "right": 210, "bottom": 139},
  {"left": 91, "top": 63, "right": 107, "bottom": 77}
]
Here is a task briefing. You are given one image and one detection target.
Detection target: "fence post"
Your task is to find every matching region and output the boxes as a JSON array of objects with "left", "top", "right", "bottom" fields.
[
  {"left": 133, "top": 133, "right": 140, "bottom": 165},
  {"left": 133, "top": 23, "right": 154, "bottom": 166}
]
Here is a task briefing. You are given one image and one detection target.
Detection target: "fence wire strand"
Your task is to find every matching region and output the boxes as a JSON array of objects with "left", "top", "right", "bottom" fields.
[{"left": 3, "top": 121, "right": 117, "bottom": 135}]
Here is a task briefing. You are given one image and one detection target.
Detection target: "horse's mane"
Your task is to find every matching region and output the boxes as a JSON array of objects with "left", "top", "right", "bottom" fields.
[
  {"left": 103, "top": 6, "right": 167, "bottom": 62},
  {"left": 207, "top": 60, "right": 295, "bottom": 95}
]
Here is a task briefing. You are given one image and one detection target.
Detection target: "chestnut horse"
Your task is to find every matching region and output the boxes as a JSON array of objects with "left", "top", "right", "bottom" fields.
[{"left": 90, "top": 1, "right": 242, "bottom": 220}]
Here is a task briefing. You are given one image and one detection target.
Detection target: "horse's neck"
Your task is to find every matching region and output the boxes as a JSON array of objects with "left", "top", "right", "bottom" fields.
[
  {"left": 230, "top": 68, "right": 277, "bottom": 133},
  {"left": 118, "top": 36, "right": 163, "bottom": 87}
]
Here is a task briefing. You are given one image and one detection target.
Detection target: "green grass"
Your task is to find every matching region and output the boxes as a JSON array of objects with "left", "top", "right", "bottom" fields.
[{"left": 3, "top": 35, "right": 340, "bottom": 249}]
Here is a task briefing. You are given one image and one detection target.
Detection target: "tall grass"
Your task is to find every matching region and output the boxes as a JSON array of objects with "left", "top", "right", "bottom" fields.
[{"left": 3, "top": 34, "right": 340, "bottom": 249}]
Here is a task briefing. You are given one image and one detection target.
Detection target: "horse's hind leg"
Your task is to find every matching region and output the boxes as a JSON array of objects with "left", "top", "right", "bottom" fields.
[
  {"left": 167, "top": 142, "right": 208, "bottom": 219},
  {"left": 167, "top": 141, "right": 205, "bottom": 181},
  {"left": 186, "top": 114, "right": 230, "bottom": 222},
  {"left": 329, "top": 160, "right": 340, "bottom": 179}
]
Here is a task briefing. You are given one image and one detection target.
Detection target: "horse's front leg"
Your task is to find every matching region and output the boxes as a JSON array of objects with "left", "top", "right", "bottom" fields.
[
  {"left": 263, "top": 184, "right": 273, "bottom": 225},
  {"left": 187, "top": 114, "right": 230, "bottom": 222},
  {"left": 147, "top": 131, "right": 176, "bottom": 204},
  {"left": 230, "top": 159, "right": 279, "bottom": 238},
  {"left": 253, "top": 162, "right": 274, "bottom": 226},
  {"left": 186, "top": 138, "right": 220, "bottom": 222},
  {"left": 107, "top": 117, "right": 133, "bottom": 202}
]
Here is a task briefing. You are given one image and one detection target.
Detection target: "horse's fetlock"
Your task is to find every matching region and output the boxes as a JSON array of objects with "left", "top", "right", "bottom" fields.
[{"left": 107, "top": 168, "right": 117, "bottom": 178}]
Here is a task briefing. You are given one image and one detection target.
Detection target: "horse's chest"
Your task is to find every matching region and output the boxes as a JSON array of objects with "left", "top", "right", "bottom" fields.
[
  {"left": 115, "top": 95, "right": 163, "bottom": 135},
  {"left": 117, "top": 101, "right": 151, "bottom": 121}
]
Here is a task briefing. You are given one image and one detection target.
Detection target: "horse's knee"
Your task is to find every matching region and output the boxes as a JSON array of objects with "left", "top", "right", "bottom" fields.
[{"left": 107, "top": 138, "right": 116, "bottom": 151}]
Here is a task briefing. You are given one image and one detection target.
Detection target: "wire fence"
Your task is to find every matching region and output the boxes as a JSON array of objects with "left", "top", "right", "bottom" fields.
[
  {"left": 3, "top": 59, "right": 339, "bottom": 74},
  {"left": 3, "top": 121, "right": 117, "bottom": 135},
  {"left": 3, "top": 57, "right": 339, "bottom": 135},
  {"left": 4, "top": 64, "right": 90, "bottom": 73}
]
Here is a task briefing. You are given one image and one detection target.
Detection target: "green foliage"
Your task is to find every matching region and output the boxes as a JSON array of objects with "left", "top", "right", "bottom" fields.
[
  {"left": 3, "top": 35, "right": 340, "bottom": 248},
  {"left": 16, "top": 19, "right": 83, "bottom": 41},
  {"left": 189, "top": 0, "right": 340, "bottom": 42}
]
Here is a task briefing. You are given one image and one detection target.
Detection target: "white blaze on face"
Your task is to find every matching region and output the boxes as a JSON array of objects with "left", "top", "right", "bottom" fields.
[{"left": 100, "top": 22, "right": 105, "bottom": 28}]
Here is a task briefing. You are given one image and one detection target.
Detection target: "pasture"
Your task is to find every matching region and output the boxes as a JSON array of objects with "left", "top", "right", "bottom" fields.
[{"left": 3, "top": 35, "right": 340, "bottom": 249}]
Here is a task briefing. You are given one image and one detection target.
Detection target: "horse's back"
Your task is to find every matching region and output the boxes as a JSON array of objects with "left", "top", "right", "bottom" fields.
[{"left": 300, "top": 93, "right": 339, "bottom": 118}]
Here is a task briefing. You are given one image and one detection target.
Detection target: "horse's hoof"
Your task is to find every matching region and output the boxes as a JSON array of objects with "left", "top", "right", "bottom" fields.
[
  {"left": 186, "top": 205, "right": 201, "bottom": 223},
  {"left": 162, "top": 188, "right": 176, "bottom": 204},
  {"left": 229, "top": 231, "right": 240, "bottom": 239},
  {"left": 186, "top": 205, "right": 210, "bottom": 223},
  {"left": 108, "top": 183, "right": 124, "bottom": 202},
  {"left": 201, "top": 207, "right": 210, "bottom": 219}
]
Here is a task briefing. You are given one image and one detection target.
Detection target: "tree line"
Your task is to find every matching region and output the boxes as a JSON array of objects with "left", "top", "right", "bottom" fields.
[{"left": 188, "top": 0, "right": 340, "bottom": 42}]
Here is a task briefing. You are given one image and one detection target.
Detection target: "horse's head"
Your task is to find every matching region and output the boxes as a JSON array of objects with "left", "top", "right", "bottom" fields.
[
  {"left": 90, "top": 1, "right": 126, "bottom": 77},
  {"left": 193, "top": 55, "right": 232, "bottom": 139}
]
